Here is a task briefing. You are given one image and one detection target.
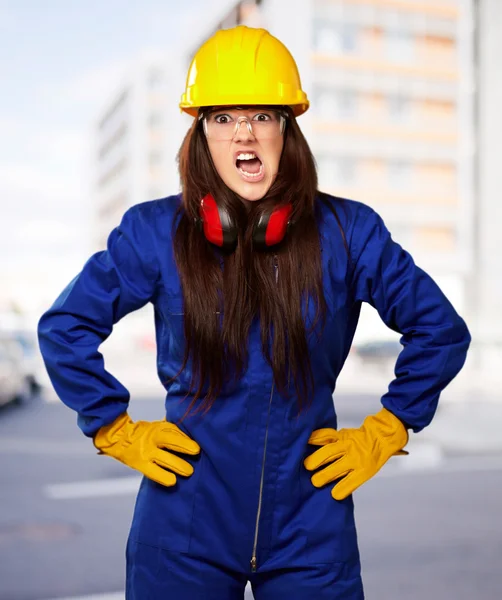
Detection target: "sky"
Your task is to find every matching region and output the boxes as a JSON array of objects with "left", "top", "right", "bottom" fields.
[{"left": 0, "top": 0, "right": 232, "bottom": 311}]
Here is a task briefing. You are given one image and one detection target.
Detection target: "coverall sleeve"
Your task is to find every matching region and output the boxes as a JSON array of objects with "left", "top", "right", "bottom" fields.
[
  {"left": 349, "top": 203, "right": 471, "bottom": 433},
  {"left": 37, "top": 204, "right": 160, "bottom": 437}
]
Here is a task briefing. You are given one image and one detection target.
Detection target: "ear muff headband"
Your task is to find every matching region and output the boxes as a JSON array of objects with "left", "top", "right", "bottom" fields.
[{"left": 195, "top": 194, "right": 293, "bottom": 252}]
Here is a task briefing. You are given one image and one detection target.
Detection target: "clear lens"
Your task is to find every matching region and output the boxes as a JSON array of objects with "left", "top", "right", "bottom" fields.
[{"left": 203, "top": 109, "right": 285, "bottom": 140}]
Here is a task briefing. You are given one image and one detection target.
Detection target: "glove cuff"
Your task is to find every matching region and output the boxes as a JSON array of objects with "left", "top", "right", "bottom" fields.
[
  {"left": 367, "top": 407, "right": 409, "bottom": 454},
  {"left": 93, "top": 411, "right": 132, "bottom": 457}
]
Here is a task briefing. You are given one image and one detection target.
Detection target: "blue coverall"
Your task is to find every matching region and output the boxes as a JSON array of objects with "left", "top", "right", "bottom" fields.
[{"left": 38, "top": 193, "right": 471, "bottom": 599}]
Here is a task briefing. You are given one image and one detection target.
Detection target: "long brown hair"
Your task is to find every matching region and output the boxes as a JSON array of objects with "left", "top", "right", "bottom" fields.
[{"left": 170, "top": 108, "right": 328, "bottom": 419}]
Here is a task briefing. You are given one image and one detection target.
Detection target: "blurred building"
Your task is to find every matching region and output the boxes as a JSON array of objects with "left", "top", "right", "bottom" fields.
[
  {"left": 91, "top": 53, "right": 191, "bottom": 249},
  {"left": 87, "top": 0, "right": 502, "bottom": 390},
  {"left": 90, "top": 53, "right": 193, "bottom": 373},
  {"left": 200, "top": 0, "right": 472, "bottom": 342},
  {"left": 471, "top": 0, "right": 502, "bottom": 372},
  {"left": 88, "top": 9, "right": 236, "bottom": 378}
]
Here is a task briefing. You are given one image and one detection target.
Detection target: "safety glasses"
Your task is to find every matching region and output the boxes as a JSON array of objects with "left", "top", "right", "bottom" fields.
[{"left": 199, "top": 106, "right": 288, "bottom": 141}]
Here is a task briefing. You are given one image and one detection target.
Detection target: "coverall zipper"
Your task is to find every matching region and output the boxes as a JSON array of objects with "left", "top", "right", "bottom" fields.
[
  {"left": 250, "top": 254, "right": 279, "bottom": 573},
  {"left": 250, "top": 381, "right": 274, "bottom": 573}
]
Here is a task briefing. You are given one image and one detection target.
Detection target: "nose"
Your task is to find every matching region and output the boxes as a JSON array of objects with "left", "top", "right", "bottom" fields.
[{"left": 233, "top": 118, "right": 255, "bottom": 142}]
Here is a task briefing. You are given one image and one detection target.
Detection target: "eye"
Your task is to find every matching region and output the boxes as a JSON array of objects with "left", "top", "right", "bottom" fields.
[
  {"left": 214, "top": 114, "right": 233, "bottom": 124},
  {"left": 252, "top": 113, "right": 273, "bottom": 122}
]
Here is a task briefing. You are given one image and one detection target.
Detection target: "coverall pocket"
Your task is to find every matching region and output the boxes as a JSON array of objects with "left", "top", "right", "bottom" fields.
[
  {"left": 163, "top": 300, "right": 189, "bottom": 367},
  {"left": 128, "top": 450, "right": 205, "bottom": 553}
]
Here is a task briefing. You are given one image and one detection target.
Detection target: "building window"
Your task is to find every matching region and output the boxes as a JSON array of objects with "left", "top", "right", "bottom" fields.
[
  {"left": 387, "top": 94, "right": 411, "bottom": 122},
  {"left": 317, "top": 156, "right": 336, "bottom": 188},
  {"left": 148, "top": 69, "right": 163, "bottom": 89},
  {"left": 314, "top": 87, "right": 358, "bottom": 120},
  {"left": 385, "top": 30, "right": 414, "bottom": 62},
  {"left": 97, "top": 191, "right": 128, "bottom": 221},
  {"left": 388, "top": 160, "right": 413, "bottom": 190},
  {"left": 317, "top": 156, "right": 357, "bottom": 188},
  {"left": 415, "top": 226, "right": 456, "bottom": 252},
  {"left": 340, "top": 24, "right": 357, "bottom": 52},
  {"left": 98, "top": 122, "right": 128, "bottom": 160},
  {"left": 98, "top": 158, "right": 127, "bottom": 189},
  {"left": 335, "top": 157, "right": 357, "bottom": 184},
  {"left": 148, "top": 187, "right": 164, "bottom": 200},
  {"left": 336, "top": 90, "right": 358, "bottom": 119},
  {"left": 389, "top": 224, "right": 413, "bottom": 248},
  {"left": 148, "top": 113, "right": 162, "bottom": 127},
  {"left": 314, "top": 24, "right": 337, "bottom": 53},
  {"left": 99, "top": 89, "right": 129, "bottom": 133},
  {"left": 149, "top": 151, "right": 162, "bottom": 165},
  {"left": 315, "top": 88, "right": 336, "bottom": 119},
  {"left": 313, "top": 22, "right": 358, "bottom": 54}
]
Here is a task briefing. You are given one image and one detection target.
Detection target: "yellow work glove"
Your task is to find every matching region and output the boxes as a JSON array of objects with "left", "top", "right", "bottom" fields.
[
  {"left": 304, "top": 407, "right": 409, "bottom": 500},
  {"left": 93, "top": 412, "right": 201, "bottom": 487}
]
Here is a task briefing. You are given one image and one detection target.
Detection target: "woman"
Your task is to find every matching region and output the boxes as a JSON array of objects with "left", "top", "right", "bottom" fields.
[{"left": 38, "top": 25, "right": 471, "bottom": 599}]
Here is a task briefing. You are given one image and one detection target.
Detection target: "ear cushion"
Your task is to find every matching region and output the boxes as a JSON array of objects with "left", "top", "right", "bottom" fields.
[
  {"left": 198, "top": 194, "right": 292, "bottom": 252},
  {"left": 198, "top": 194, "right": 238, "bottom": 252},
  {"left": 253, "top": 203, "right": 293, "bottom": 251}
]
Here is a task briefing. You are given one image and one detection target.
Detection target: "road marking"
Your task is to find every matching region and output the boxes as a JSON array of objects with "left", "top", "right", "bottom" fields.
[
  {"left": 399, "top": 442, "right": 444, "bottom": 469},
  {"left": 43, "top": 593, "right": 124, "bottom": 600},
  {"left": 43, "top": 454, "right": 502, "bottom": 501},
  {"left": 382, "top": 454, "right": 502, "bottom": 477},
  {"left": 43, "top": 585, "right": 255, "bottom": 599},
  {"left": 45, "top": 476, "right": 141, "bottom": 500}
]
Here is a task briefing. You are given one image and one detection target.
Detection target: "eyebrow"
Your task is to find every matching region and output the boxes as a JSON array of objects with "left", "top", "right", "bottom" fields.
[{"left": 210, "top": 107, "right": 277, "bottom": 114}]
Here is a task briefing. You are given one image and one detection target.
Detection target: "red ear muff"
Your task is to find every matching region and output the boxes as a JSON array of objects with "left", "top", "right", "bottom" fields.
[
  {"left": 197, "top": 194, "right": 293, "bottom": 252},
  {"left": 197, "top": 194, "right": 238, "bottom": 252},
  {"left": 253, "top": 203, "right": 293, "bottom": 251}
]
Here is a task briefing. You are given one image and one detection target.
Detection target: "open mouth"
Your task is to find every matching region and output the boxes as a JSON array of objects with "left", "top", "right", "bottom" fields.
[{"left": 235, "top": 152, "right": 264, "bottom": 181}]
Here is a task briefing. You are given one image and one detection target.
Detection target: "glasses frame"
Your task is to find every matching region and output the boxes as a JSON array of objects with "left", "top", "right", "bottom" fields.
[{"left": 199, "top": 106, "right": 288, "bottom": 140}]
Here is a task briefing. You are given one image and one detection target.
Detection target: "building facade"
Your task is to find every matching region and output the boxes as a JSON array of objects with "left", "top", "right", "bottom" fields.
[
  {"left": 87, "top": 0, "right": 502, "bottom": 393},
  {"left": 91, "top": 53, "right": 191, "bottom": 249},
  {"left": 204, "top": 0, "right": 473, "bottom": 342},
  {"left": 471, "top": 0, "right": 502, "bottom": 373}
]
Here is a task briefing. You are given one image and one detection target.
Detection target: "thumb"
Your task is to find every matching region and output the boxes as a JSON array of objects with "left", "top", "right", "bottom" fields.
[
  {"left": 394, "top": 449, "right": 409, "bottom": 456},
  {"left": 308, "top": 428, "right": 339, "bottom": 446}
]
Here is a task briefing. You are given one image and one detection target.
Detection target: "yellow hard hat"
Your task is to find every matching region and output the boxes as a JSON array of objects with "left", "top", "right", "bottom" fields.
[{"left": 180, "top": 25, "right": 309, "bottom": 117}]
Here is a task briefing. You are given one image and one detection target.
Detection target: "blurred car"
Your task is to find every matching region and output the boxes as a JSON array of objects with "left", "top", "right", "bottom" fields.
[
  {"left": 1, "top": 329, "right": 51, "bottom": 397},
  {"left": 0, "top": 337, "right": 30, "bottom": 407},
  {"left": 353, "top": 339, "right": 402, "bottom": 368}
]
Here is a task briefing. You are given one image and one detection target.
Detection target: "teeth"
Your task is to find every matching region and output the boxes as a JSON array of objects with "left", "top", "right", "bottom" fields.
[
  {"left": 237, "top": 152, "right": 256, "bottom": 160},
  {"left": 238, "top": 163, "right": 264, "bottom": 178}
]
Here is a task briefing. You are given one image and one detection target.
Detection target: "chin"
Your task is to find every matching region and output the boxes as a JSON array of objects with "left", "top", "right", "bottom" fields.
[
  {"left": 231, "top": 181, "right": 272, "bottom": 202},
  {"left": 239, "top": 192, "right": 266, "bottom": 202}
]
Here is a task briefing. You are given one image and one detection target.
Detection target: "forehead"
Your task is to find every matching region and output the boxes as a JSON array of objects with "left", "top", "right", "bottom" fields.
[{"left": 207, "top": 105, "right": 280, "bottom": 116}]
